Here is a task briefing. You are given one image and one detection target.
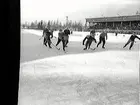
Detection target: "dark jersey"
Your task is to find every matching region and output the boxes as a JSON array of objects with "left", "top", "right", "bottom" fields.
[
  {"left": 58, "top": 32, "right": 64, "bottom": 39},
  {"left": 43, "top": 29, "right": 53, "bottom": 39},
  {"left": 83, "top": 35, "right": 97, "bottom": 45},
  {"left": 129, "top": 35, "right": 140, "bottom": 41},
  {"left": 100, "top": 32, "right": 107, "bottom": 39},
  {"left": 64, "top": 29, "right": 70, "bottom": 36}
]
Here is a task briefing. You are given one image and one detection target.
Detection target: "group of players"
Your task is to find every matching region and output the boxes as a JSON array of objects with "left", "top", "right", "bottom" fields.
[
  {"left": 83, "top": 29, "right": 140, "bottom": 50},
  {"left": 41, "top": 27, "right": 140, "bottom": 51},
  {"left": 82, "top": 29, "right": 108, "bottom": 50},
  {"left": 42, "top": 27, "right": 71, "bottom": 51}
]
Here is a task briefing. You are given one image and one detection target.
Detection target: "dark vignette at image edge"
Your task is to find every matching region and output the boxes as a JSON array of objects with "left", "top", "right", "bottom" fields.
[{"left": 7, "top": 0, "right": 20, "bottom": 105}]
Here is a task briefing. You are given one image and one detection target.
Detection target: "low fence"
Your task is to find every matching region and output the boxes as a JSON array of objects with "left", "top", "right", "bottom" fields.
[{"left": 95, "top": 29, "right": 140, "bottom": 34}]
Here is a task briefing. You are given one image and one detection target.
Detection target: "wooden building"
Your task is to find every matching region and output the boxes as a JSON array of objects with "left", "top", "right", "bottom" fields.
[{"left": 85, "top": 15, "right": 140, "bottom": 30}]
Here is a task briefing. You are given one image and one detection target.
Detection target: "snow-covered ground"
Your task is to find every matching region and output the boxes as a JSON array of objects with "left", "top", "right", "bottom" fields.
[{"left": 19, "top": 29, "right": 140, "bottom": 105}]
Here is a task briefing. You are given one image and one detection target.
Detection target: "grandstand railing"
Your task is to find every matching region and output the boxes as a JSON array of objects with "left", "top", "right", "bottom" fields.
[{"left": 95, "top": 29, "right": 140, "bottom": 34}]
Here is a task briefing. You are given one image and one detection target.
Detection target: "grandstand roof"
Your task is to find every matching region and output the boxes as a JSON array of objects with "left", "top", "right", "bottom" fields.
[{"left": 86, "top": 15, "right": 140, "bottom": 23}]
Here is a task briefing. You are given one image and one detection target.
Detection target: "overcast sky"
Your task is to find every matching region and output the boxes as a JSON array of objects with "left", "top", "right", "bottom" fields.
[{"left": 21, "top": 0, "right": 140, "bottom": 24}]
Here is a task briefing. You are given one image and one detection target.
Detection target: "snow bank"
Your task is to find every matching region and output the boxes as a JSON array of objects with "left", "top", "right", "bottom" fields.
[
  {"left": 20, "top": 50, "right": 138, "bottom": 79},
  {"left": 22, "top": 29, "right": 43, "bottom": 36}
]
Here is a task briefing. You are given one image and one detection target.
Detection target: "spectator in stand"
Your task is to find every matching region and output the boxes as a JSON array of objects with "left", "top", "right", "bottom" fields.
[{"left": 93, "top": 21, "right": 139, "bottom": 31}]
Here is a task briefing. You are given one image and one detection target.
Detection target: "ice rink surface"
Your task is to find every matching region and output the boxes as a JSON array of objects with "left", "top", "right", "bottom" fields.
[{"left": 19, "top": 29, "right": 140, "bottom": 105}]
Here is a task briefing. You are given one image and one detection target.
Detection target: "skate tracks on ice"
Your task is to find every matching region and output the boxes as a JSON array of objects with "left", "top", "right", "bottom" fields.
[{"left": 19, "top": 29, "right": 140, "bottom": 105}]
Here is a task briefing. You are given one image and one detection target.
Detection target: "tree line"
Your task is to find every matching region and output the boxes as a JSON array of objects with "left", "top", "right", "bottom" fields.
[{"left": 21, "top": 20, "right": 88, "bottom": 31}]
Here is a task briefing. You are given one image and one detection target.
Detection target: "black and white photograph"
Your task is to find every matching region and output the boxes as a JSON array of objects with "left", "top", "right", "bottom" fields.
[{"left": 19, "top": 0, "right": 140, "bottom": 105}]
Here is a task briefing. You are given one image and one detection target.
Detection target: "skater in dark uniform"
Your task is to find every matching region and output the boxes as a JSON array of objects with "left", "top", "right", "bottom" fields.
[
  {"left": 71, "top": 30, "right": 73, "bottom": 34},
  {"left": 115, "top": 32, "right": 118, "bottom": 36},
  {"left": 123, "top": 32, "right": 140, "bottom": 50},
  {"left": 56, "top": 29, "right": 64, "bottom": 46},
  {"left": 64, "top": 27, "right": 70, "bottom": 47},
  {"left": 42, "top": 28, "right": 53, "bottom": 48},
  {"left": 56, "top": 29, "right": 66, "bottom": 51},
  {"left": 42, "top": 28, "right": 49, "bottom": 45},
  {"left": 96, "top": 30, "right": 108, "bottom": 49},
  {"left": 83, "top": 30, "right": 97, "bottom": 50}
]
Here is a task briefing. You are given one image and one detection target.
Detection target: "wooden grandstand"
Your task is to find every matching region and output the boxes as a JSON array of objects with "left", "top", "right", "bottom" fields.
[{"left": 85, "top": 15, "right": 140, "bottom": 33}]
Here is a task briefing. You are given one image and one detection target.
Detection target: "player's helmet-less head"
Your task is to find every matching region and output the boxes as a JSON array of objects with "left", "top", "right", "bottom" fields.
[
  {"left": 90, "top": 30, "right": 95, "bottom": 35},
  {"left": 103, "top": 29, "right": 106, "bottom": 32},
  {"left": 91, "top": 30, "right": 95, "bottom": 33},
  {"left": 132, "top": 31, "right": 136, "bottom": 35},
  {"left": 45, "top": 26, "right": 48, "bottom": 29},
  {"left": 45, "top": 28, "right": 49, "bottom": 32},
  {"left": 59, "top": 29, "right": 62, "bottom": 31}
]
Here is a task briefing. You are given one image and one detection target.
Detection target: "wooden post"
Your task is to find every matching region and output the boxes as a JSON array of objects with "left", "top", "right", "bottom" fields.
[
  {"left": 66, "top": 16, "right": 68, "bottom": 27},
  {"left": 121, "top": 21, "right": 123, "bottom": 27},
  {"left": 105, "top": 18, "right": 107, "bottom": 28},
  {"left": 88, "top": 22, "right": 91, "bottom": 29},
  {"left": 129, "top": 21, "right": 131, "bottom": 27},
  {"left": 106, "top": 22, "right": 107, "bottom": 27},
  {"left": 85, "top": 21, "right": 87, "bottom": 28},
  {"left": 113, "top": 22, "right": 114, "bottom": 27}
]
